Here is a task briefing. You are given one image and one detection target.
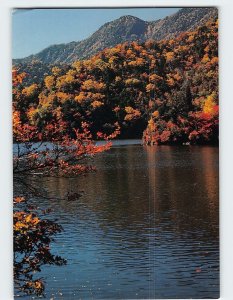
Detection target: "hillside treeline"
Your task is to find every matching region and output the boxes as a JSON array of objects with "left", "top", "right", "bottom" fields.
[{"left": 13, "top": 20, "right": 218, "bottom": 144}]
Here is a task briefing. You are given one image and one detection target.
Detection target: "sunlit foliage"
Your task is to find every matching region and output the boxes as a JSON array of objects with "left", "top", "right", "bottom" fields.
[
  {"left": 13, "top": 70, "right": 120, "bottom": 297},
  {"left": 13, "top": 19, "right": 218, "bottom": 143}
]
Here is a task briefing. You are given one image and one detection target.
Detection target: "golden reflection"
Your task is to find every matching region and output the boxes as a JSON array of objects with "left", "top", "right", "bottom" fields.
[
  {"left": 199, "top": 147, "right": 219, "bottom": 220},
  {"left": 145, "top": 145, "right": 219, "bottom": 235}
]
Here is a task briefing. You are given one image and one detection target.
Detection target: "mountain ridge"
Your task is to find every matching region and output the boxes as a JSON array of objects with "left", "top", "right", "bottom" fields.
[{"left": 13, "top": 7, "right": 217, "bottom": 66}]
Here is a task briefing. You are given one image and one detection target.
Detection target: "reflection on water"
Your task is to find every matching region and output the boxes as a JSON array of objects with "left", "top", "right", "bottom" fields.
[{"left": 21, "top": 143, "right": 219, "bottom": 299}]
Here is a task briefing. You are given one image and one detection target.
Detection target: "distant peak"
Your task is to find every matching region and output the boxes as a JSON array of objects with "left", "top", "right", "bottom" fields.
[{"left": 117, "top": 15, "right": 143, "bottom": 22}]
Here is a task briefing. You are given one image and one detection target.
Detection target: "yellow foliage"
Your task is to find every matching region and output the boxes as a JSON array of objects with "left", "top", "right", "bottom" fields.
[
  {"left": 173, "top": 73, "right": 182, "bottom": 81},
  {"left": 65, "top": 74, "right": 75, "bottom": 84},
  {"left": 14, "top": 212, "right": 40, "bottom": 232},
  {"left": 56, "top": 92, "right": 70, "bottom": 103},
  {"left": 132, "top": 43, "right": 143, "bottom": 52},
  {"left": 125, "top": 106, "right": 134, "bottom": 114},
  {"left": 56, "top": 75, "right": 68, "bottom": 89},
  {"left": 128, "top": 58, "right": 146, "bottom": 67},
  {"left": 91, "top": 101, "right": 104, "bottom": 108},
  {"left": 14, "top": 221, "right": 28, "bottom": 230},
  {"left": 176, "top": 45, "right": 188, "bottom": 53},
  {"left": 203, "top": 94, "right": 216, "bottom": 115},
  {"left": 128, "top": 60, "right": 137, "bottom": 67},
  {"left": 83, "top": 60, "right": 94, "bottom": 70},
  {"left": 124, "top": 107, "right": 141, "bottom": 121},
  {"left": 25, "top": 214, "right": 32, "bottom": 223},
  {"left": 152, "top": 110, "right": 159, "bottom": 118},
  {"left": 126, "top": 49, "right": 133, "bottom": 57},
  {"left": 169, "top": 39, "right": 175, "bottom": 46},
  {"left": 201, "top": 54, "right": 210, "bottom": 64},
  {"left": 146, "top": 83, "right": 155, "bottom": 93},
  {"left": 22, "top": 84, "right": 38, "bottom": 98},
  {"left": 82, "top": 79, "right": 106, "bottom": 92},
  {"left": 165, "top": 51, "right": 174, "bottom": 62},
  {"left": 125, "top": 78, "right": 141, "bottom": 86},
  {"left": 148, "top": 118, "right": 155, "bottom": 131},
  {"left": 136, "top": 58, "right": 145, "bottom": 66},
  {"left": 109, "top": 56, "right": 118, "bottom": 64},
  {"left": 92, "top": 93, "right": 105, "bottom": 101},
  {"left": 187, "top": 34, "right": 194, "bottom": 42},
  {"left": 93, "top": 59, "right": 109, "bottom": 71},
  {"left": 44, "top": 75, "right": 55, "bottom": 90},
  {"left": 34, "top": 281, "right": 43, "bottom": 290},
  {"left": 38, "top": 93, "right": 56, "bottom": 106},
  {"left": 27, "top": 107, "right": 38, "bottom": 123},
  {"left": 72, "top": 61, "right": 83, "bottom": 72},
  {"left": 67, "top": 69, "right": 77, "bottom": 77},
  {"left": 13, "top": 110, "right": 22, "bottom": 135},
  {"left": 51, "top": 66, "right": 61, "bottom": 76},
  {"left": 149, "top": 74, "right": 163, "bottom": 82},
  {"left": 75, "top": 92, "right": 86, "bottom": 103},
  {"left": 107, "top": 47, "right": 121, "bottom": 56},
  {"left": 210, "top": 57, "right": 218, "bottom": 65}
]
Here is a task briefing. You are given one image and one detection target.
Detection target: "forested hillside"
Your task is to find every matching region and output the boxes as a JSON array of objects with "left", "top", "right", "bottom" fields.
[
  {"left": 13, "top": 8, "right": 217, "bottom": 87},
  {"left": 13, "top": 19, "right": 218, "bottom": 144}
]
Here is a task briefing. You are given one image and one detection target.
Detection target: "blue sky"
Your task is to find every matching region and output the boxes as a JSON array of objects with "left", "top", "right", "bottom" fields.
[{"left": 12, "top": 8, "right": 180, "bottom": 59}]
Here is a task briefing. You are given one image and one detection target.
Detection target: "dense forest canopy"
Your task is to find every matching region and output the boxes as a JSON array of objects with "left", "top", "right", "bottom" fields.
[{"left": 13, "top": 19, "right": 218, "bottom": 145}]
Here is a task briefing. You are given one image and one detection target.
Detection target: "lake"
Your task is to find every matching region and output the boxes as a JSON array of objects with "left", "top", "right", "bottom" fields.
[{"left": 17, "top": 142, "right": 219, "bottom": 299}]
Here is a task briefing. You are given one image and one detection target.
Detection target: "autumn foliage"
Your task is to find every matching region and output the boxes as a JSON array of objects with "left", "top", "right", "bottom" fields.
[
  {"left": 14, "top": 196, "right": 66, "bottom": 296},
  {"left": 13, "top": 18, "right": 218, "bottom": 296},
  {"left": 13, "top": 70, "right": 119, "bottom": 296},
  {"left": 13, "top": 20, "right": 218, "bottom": 144},
  {"left": 142, "top": 20, "right": 218, "bottom": 145}
]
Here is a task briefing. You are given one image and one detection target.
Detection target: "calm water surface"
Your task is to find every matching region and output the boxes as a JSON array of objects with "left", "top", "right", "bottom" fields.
[{"left": 18, "top": 142, "right": 219, "bottom": 299}]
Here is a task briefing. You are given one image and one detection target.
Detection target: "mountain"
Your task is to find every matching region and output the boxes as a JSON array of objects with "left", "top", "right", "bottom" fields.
[
  {"left": 14, "top": 7, "right": 217, "bottom": 66},
  {"left": 146, "top": 7, "right": 217, "bottom": 40}
]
